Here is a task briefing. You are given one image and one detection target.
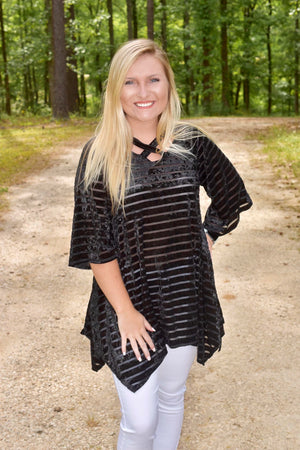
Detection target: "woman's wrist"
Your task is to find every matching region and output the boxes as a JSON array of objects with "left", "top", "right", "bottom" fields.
[{"left": 115, "top": 302, "right": 136, "bottom": 316}]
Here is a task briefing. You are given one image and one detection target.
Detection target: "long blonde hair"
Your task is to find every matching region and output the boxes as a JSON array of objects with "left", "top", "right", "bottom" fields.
[{"left": 84, "top": 39, "right": 198, "bottom": 211}]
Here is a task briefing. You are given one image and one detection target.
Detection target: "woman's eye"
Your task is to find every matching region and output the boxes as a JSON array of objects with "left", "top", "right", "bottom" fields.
[
  {"left": 124, "top": 79, "right": 134, "bottom": 85},
  {"left": 150, "top": 78, "right": 160, "bottom": 83}
]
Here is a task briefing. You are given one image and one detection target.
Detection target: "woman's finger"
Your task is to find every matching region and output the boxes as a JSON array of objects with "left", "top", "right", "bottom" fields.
[
  {"left": 144, "top": 319, "right": 156, "bottom": 332},
  {"left": 129, "top": 337, "right": 142, "bottom": 362},
  {"left": 142, "top": 331, "right": 156, "bottom": 353},
  {"left": 137, "top": 336, "right": 151, "bottom": 361},
  {"left": 121, "top": 333, "right": 127, "bottom": 356},
  {"left": 143, "top": 320, "right": 156, "bottom": 351}
]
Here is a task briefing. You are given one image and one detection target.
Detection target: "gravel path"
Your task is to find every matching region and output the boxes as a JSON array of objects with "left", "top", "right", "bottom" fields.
[{"left": 1, "top": 117, "right": 299, "bottom": 449}]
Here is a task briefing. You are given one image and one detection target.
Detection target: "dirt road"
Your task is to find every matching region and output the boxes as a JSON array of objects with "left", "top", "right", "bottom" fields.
[{"left": 1, "top": 118, "right": 299, "bottom": 449}]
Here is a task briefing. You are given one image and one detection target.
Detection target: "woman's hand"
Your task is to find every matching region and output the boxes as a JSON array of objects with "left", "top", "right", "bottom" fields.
[
  {"left": 90, "top": 260, "right": 155, "bottom": 362},
  {"left": 117, "top": 306, "right": 156, "bottom": 362}
]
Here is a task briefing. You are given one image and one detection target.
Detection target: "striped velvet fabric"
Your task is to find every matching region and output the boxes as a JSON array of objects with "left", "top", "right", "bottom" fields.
[{"left": 69, "top": 134, "right": 252, "bottom": 392}]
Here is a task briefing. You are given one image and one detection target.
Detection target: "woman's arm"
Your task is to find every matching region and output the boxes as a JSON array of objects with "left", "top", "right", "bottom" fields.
[
  {"left": 90, "top": 260, "right": 156, "bottom": 362},
  {"left": 198, "top": 136, "right": 252, "bottom": 241}
]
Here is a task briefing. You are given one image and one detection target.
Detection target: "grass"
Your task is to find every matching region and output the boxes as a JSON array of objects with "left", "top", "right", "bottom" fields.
[
  {"left": 256, "top": 122, "right": 300, "bottom": 181},
  {"left": 0, "top": 116, "right": 97, "bottom": 211}
]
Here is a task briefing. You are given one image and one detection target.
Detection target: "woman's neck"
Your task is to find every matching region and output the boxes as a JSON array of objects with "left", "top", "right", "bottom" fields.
[{"left": 127, "top": 120, "right": 158, "bottom": 144}]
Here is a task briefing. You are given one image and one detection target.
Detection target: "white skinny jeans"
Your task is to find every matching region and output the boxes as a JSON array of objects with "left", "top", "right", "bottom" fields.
[{"left": 113, "top": 345, "right": 197, "bottom": 450}]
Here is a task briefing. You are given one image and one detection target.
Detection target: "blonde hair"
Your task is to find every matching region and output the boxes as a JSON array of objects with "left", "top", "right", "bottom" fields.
[{"left": 84, "top": 39, "right": 199, "bottom": 211}]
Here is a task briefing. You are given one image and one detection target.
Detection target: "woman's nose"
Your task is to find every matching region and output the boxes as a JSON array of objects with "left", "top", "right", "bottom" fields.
[{"left": 137, "top": 82, "right": 148, "bottom": 98}]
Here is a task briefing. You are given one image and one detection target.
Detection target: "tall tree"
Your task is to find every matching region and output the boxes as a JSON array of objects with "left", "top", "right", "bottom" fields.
[
  {"left": 127, "top": 0, "right": 138, "bottom": 39},
  {"left": 127, "top": 0, "right": 133, "bottom": 39},
  {"left": 107, "top": 0, "right": 114, "bottom": 58},
  {"left": 147, "top": 0, "right": 154, "bottom": 39},
  {"left": 50, "top": 0, "right": 69, "bottom": 118},
  {"left": 0, "top": 0, "right": 11, "bottom": 114},
  {"left": 133, "top": 0, "right": 138, "bottom": 38},
  {"left": 220, "top": 0, "right": 231, "bottom": 113}
]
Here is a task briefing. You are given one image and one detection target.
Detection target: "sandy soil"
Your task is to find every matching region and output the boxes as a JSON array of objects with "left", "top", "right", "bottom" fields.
[{"left": 0, "top": 117, "right": 299, "bottom": 450}]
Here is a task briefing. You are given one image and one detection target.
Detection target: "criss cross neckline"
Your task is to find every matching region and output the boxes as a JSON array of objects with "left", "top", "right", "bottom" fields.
[{"left": 133, "top": 137, "right": 161, "bottom": 159}]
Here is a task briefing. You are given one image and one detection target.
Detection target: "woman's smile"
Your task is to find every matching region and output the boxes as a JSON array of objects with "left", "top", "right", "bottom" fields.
[{"left": 135, "top": 101, "right": 155, "bottom": 108}]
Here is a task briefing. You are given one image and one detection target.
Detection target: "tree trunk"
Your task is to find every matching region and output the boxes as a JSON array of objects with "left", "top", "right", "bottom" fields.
[
  {"left": 80, "top": 73, "right": 87, "bottom": 115},
  {"left": 127, "top": 0, "right": 133, "bottom": 40},
  {"left": 66, "top": 3, "right": 79, "bottom": 113},
  {"left": 266, "top": 0, "right": 272, "bottom": 115},
  {"left": 126, "top": 0, "right": 138, "bottom": 41},
  {"left": 0, "top": 0, "right": 11, "bottom": 114},
  {"left": 235, "top": 79, "right": 241, "bottom": 109},
  {"left": 133, "top": 0, "right": 138, "bottom": 38},
  {"left": 107, "top": 0, "right": 114, "bottom": 58},
  {"left": 243, "top": 78, "right": 250, "bottom": 111},
  {"left": 220, "top": 0, "right": 231, "bottom": 113},
  {"left": 50, "top": 0, "right": 69, "bottom": 118},
  {"left": 295, "top": 0, "right": 299, "bottom": 114},
  {"left": 160, "top": 0, "right": 167, "bottom": 50},
  {"left": 147, "top": 0, "right": 154, "bottom": 39}
]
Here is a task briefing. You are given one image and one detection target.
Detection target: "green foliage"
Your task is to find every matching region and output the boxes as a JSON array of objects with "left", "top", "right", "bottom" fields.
[
  {"left": 1, "top": 0, "right": 50, "bottom": 113},
  {"left": 0, "top": 0, "right": 298, "bottom": 116}
]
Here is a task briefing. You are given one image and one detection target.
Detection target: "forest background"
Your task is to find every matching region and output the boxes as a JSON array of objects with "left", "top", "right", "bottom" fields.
[
  {"left": 0, "top": 0, "right": 299, "bottom": 118},
  {"left": 0, "top": 0, "right": 299, "bottom": 210}
]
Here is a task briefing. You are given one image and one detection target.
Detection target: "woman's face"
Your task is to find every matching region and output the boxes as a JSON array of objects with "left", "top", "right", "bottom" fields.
[{"left": 120, "top": 54, "right": 169, "bottom": 131}]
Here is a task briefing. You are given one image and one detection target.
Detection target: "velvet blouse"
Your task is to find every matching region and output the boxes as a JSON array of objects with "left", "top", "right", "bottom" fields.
[{"left": 69, "top": 132, "right": 252, "bottom": 392}]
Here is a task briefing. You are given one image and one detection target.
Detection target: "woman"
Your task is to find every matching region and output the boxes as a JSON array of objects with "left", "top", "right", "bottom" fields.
[{"left": 69, "top": 39, "right": 252, "bottom": 449}]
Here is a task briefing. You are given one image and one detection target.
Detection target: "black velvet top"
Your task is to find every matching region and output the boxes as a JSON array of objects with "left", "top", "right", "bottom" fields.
[{"left": 69, "top": 132, "right": 252, "bottom": 392}]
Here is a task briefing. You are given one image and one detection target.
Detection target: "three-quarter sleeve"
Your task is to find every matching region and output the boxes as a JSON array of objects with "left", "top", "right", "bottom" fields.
[
  {"left": 69, "top": 140, "right": 117, "bottom": 269},
  {"left": 197, "top": 136, "right": 252, "bottom": 241}
]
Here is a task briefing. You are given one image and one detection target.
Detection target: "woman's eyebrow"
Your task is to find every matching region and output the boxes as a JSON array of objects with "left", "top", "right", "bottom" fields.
[{"left": 125, "top": 73, "right": 162, "bottom": 79}]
